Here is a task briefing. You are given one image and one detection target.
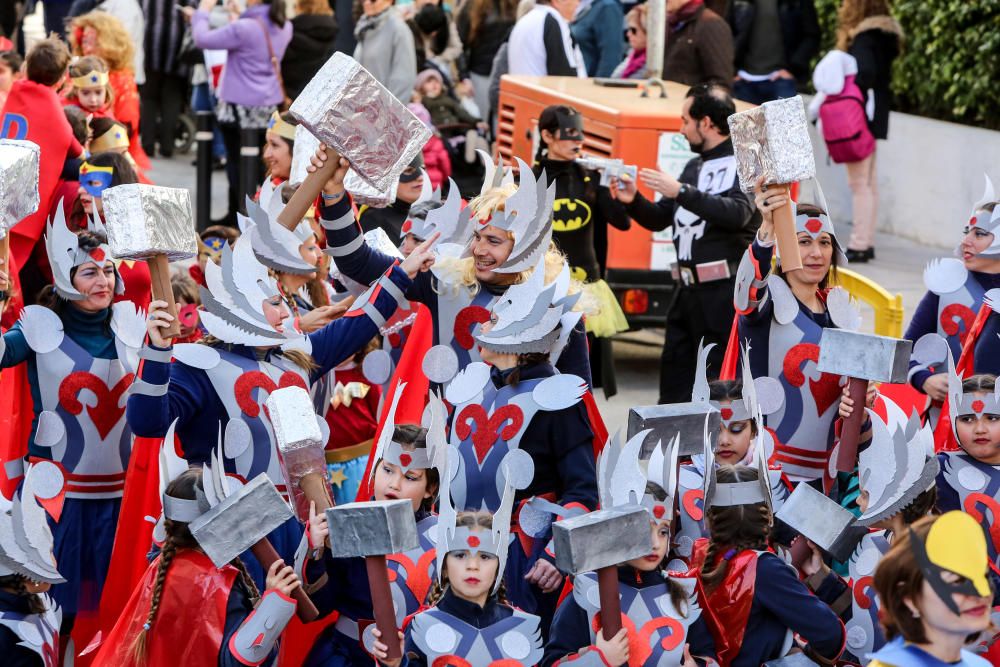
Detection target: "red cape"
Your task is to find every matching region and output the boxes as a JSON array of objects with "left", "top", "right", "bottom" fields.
[
  {"left": 97, "top": 435, "right": 171, "bottom": 640},
  {"left": 1, "top": 79, "right": 84, "bottom": 271},
  {"left": 355, "top": 304, "right": 433, "bottom": 502},
  {"left": 93, "top": 549, "right": 238, "bottom": 667}
]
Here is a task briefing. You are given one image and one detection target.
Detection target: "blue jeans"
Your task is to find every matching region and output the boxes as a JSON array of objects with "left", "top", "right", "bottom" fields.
[
  {"left": 191, "top": 82, "right": 226, "bottom": 159},
  {"left": 733, "top": 77, "right": 798, "bottom": 105}
]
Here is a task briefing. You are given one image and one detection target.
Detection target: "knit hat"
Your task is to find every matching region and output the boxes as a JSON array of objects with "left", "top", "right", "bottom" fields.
[{"left": 415, "top": 69, "right": 443, "bottom": 91}]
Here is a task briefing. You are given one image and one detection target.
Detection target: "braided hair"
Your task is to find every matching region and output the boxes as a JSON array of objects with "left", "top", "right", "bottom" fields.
[
  {"left": 0, "top": 575, "right": 47, "bottom": 614},
  {"left": 129, "top": 469, "right": 260, "bottom": 662},
  {"left": 699, "top": 465, "right": 772, "bottom": 592}
]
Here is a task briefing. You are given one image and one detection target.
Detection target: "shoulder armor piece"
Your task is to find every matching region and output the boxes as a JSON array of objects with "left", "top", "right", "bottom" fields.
[
  {"left": 532, "top": 374, "right": 586, "bottom": 410},
  {"left": 827, "top": 287, "right": 862, "bottom": 331},
  {"left": 924, "top": 258, "right": 968, "bottom": 295},
  {"left": 767, "top": 275, "right": 799, "bottom": 325},
  {"left": 110, "top": 301, "right": 148, "bottom": 350},
  {"left": 19, "top": 305, "right": 64, "bottom": 354},
  {"left": 172, "top": 343, "right": 222, "bottom": 370},
  {"left": 571, "top": 572, "right": 601, "bottom": 617},
  {"left": 445, "top": 361, "right": 492, "bottom": 406}
]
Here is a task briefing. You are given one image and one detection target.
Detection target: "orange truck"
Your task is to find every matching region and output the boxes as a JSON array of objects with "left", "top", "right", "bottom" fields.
[{"left": 496, "top": 75, "right": 751, "bottom": 328}]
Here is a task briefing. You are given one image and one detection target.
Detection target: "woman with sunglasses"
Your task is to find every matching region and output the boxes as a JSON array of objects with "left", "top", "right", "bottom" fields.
[{"left": 612, "top": 5, "right": 649, "bottom": 79}]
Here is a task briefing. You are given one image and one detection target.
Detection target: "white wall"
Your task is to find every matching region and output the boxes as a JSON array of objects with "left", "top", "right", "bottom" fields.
[{"left": 807, "top": 103, "right": 1000, "bottom": 250}]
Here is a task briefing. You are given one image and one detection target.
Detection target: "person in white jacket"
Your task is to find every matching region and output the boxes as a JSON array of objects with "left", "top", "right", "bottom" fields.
[{"left": 507, "top": 0, "right": 586, "bottom": 77}]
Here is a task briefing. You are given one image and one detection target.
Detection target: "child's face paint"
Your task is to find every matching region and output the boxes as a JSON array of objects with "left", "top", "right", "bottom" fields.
[
  {"left": 446, "top": 541, "right": 499, "bottom": 605},
  {"left": 626, "top": 518, "right": 671, "bottom": 572},
  {"left": 373, "top": 456, "right": 432, "bottom": 512}
]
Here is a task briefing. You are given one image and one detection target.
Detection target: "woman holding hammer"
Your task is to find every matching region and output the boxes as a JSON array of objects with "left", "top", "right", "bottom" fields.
[
  {"left": 0, "top": 209, "right": 143, "bottom": 646},
  {"left": 734, "top": 178, "right": 855, "bottom": 493}
]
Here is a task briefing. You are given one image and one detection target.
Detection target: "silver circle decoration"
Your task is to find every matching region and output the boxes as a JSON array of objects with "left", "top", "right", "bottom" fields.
[{"left": 362, "top": 349, "right": 394, "bottom": 386}]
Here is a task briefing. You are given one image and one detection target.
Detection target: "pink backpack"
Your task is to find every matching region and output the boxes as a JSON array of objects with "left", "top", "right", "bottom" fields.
[{"left": 818, "top": 75, "right": 876, "bottom": 164}]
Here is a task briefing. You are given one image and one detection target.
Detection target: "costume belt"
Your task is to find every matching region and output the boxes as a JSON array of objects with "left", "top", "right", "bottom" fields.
[{"left": 326, "top": 440, "right": 373, "bottom": 464}]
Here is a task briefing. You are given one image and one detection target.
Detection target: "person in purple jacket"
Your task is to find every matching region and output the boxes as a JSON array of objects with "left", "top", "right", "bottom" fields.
[{"left": 182, "top": 0, "right": 292, "bottom": 225}]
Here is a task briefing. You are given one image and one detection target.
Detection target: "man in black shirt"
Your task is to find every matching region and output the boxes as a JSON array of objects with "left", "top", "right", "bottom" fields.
[{"left": 611, "top": 83, "right": 759, "bottom": 404}]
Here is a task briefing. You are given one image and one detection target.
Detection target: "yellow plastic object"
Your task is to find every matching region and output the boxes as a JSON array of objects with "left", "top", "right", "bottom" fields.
[{"left": 832, "top": 268, "right": 905, "bottom": 338}]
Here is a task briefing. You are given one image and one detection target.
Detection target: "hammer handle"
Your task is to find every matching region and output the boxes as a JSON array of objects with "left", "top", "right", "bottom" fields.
[
  {"left": 298, "top": 472, "right": 334, "bottom": 516},
  {"left": 789, "top": 536, "right": 814, "bottom": 569},
  {"left": 277, "top": 145, "right": 341, "bottom": 231},
  {"left": 597, "top": 565, "right": 623, "bottom": 638},
  {"left": 366, "top": 554, "right": 402, "bottom": 661},
  {"left": 772, "top": 189, "right": 803, "bottom": 273},
  {"left": 836, "top": 376, "right": 868, "bottom": 473},
  {"left": 147, "top": 255, "right": 181, "bottom": 339},
  {"left": 250, "top": 539, "right": 320, "bottom": 622}
]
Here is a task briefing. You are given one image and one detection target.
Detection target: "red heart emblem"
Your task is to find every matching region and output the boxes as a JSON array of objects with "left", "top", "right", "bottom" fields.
[
  {"left": 784, "top": 343, "right": 841, "bottom": 417},
  {"left": 971, "top": 215, "right": 979, "bottom": 228},
  {"left": 455, "top": 404, "right": 524, "bottom": 464},
  {"left": 59, "top": 371, "right": 135, "bottom": 440},
  {"left": 720, "top": 408, "right": 733, "bottom": 421},
  {"left": 399, "top": 453, "right": 412, "bottom": 467},
  {"left": 973, "top": 400, "right": 985, "bottom": 413},
  {"left": 402, "top": 219, "right": 413, "bottom": 233},
  {"left": 652, "top": 505, "right": 666, "bottom": 519},
  {"left": 454, "top": 306, "right": 491, "bottom": 351},
  {"left": 467, "top": 535, "right": 480, "bottom": 547},
  {"left": 234, "top": 370, "right": 308, "bottom": 418},
  {"left": 804, "top": 218, "right": 823, "bottom": 234},
  {"left": 89, "top": 248, "right": 106, "bottom": 263}
]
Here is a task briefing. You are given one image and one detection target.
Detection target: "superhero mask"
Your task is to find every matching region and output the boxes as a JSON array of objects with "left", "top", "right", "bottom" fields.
[
  {"left": 551, "top": 107, "right": 584, "bottom": 141},
  {"left": 178, "top": 304, "right": 200, "bottom": 330},
  {"left": 909, "top": 511, "right": 991, "bottom": 616},
  {"left": 79, "top": 162, "right": 114, "bottom": 198}
]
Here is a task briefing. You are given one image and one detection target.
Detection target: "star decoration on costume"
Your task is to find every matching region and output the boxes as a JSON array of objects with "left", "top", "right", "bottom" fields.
[{"left": 328, "top": 468, "right": 348, "bottom": 488}]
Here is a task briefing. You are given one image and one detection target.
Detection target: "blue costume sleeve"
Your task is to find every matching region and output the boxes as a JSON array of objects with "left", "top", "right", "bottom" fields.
[
  {"left": 307, "top": 263, "right": 413, "bottom": 381},
  {"left": 126, "top": 348, "right": 212, "bottom": 438},
  {"left": 319, "top": 199, "right": 435, "bottom": 305},
  {"left": 0, "top": 624, "right": 41, "bottom": 667},
  {"left": 556, "top": 319, "right": 593, "bottom": 387},
  {"left": 739, "top": 239, "right": 776, "bottom": 326},
  {"left": 754, "top": 553, "right": 845, "bottom": 662},
  {"left": 0, "top": 322, "right": 31, "bottom": 369},
  {"left": 935, "top": 452, "right": 960, "bottom": 512},
  {"left": 904, "top": 291, "right": 941, "bottom": 392},
  {"left": 687, "top": 613, "right": 718, "bottom": 665},
  {"left": 541, "top": 592, "right": 592, "bottom": 666},
  {"left": 553, "top": 408, "right": 598, "bottom": 511}
]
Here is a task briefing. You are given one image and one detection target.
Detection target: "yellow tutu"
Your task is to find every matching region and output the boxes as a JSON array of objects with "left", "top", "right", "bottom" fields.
[{"left": 582, "top": 279, "right": 630, "bottom": 338}]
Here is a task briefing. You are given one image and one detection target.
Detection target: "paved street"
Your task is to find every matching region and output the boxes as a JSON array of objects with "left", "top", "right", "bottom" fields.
[{"left": 147, "top": 153, "right": 945, "bottom": 434}]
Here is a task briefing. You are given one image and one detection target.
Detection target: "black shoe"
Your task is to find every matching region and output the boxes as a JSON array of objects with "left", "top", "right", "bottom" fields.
[{"left": 845, "top": 247, "right": 875, "bottom": 263}]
